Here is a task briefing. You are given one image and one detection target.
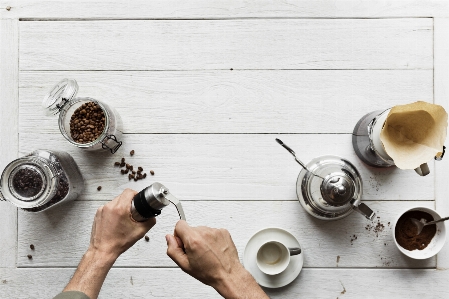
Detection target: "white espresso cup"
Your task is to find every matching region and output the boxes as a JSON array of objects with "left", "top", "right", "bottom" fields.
[{"left": 256, "top": 240, "right": 301, "bottom": 275}]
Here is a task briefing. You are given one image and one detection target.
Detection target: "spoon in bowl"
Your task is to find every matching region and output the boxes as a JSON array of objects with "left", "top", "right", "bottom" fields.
[{"left": 410, "top": 216, "right": 449, "bottom": 235}]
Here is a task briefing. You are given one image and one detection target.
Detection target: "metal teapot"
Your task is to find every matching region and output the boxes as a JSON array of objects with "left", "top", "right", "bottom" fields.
[{"left": 277, "top": 139, "right": 375, "bottom": 221}]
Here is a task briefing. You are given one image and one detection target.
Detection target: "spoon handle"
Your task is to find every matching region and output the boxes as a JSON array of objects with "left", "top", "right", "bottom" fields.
[{"left": 426, "top": 216, "right": 449, "bottom": 226}]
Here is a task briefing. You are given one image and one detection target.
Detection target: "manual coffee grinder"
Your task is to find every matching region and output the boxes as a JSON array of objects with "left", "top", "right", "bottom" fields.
[{"left": 130, "top": 182, "right": 186, "bottom": 222}]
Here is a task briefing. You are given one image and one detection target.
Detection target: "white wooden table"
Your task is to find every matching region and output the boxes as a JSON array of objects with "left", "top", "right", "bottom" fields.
[{"left": 1, "top": 1, "right": 449, "bottom": 298}]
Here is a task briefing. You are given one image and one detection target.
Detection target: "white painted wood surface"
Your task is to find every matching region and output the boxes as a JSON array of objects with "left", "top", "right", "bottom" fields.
[
  {"left": 1, "top": 1, "right": 448, "bottom": 298},
  {"left": 19, "top": 19, "right": 433, "bottom": 70},
  {"left": 19, "top": 70, "right": 433, "bottom": 134},
  {"left": 0, "top": 18, "right": 18, "bottom": 268},
  {"left": 434, "top": 17, "right": 449, "bottom": 269},
  {"left": 1, "top": 268, "right": 449, "bottom": 299},
  {"left": 1, "top": 0, "right": 448, "bottom": 19},
  {"left": 19, "top": 133, "right": 435, "bottom": 201},
  {"left": 17, "top": 200, "right": 436, "bottom": 268}
]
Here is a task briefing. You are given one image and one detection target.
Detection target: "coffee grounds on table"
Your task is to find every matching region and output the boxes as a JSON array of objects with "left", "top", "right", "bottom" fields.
[
  {"left": 70, "top": 102, "right": 105, "bottom": 144},
  {"left": 12, "top": 167, "right": 43, "bottom": 198},
  {"left": 395, "top": 211, "right": 436, "bottom": 251}
]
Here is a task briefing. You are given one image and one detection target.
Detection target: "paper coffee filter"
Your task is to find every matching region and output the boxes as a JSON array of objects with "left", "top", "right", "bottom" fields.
[{"left": 380, "top": 101, "right": 447, "bottom": 169}]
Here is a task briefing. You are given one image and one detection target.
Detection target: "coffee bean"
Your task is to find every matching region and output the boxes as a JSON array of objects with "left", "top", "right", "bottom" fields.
[
  {"left": 12, "top": 167, "right": 43, "bottom": 198},
  {"left": 129, "top": 165, "right": 133, "bottom": 171},
  {"left": 124, "top": 169, "right": 129, "bottom": 174},
  {"left": 150, "top": 170, "right": 154, "bottom": 175},
  {"left": 30, "top": 244, "right": 35, "bottom": 250},
  {"left": 128, "top": 174, "right": 133, "bottom": 180},
  {"left": 144, "top": 235, "right": 149, "bottom": 241},
  {"left": 114, "top": 162, "right": 120, "bottom": 166},
  {"left": 121, "top": 158, "right": 125, "bottom": 163},
  {"left": 121, "top": 169, "right": 126, "bottom": 175},
  {"left": 138, "top": 167, "right": 143, "bottom": 172},
  {"left": 27, "top": 255, "right": 32, "bottom": 259},
  {"left": 120, "top": 162, "right": 125, "bottom": 167},
  {"left": 130, "top": 150, "right": 135, "bottom": 156},
  {"left": 134, "top": 177, "right": 138, "bottom": 181},
  {"left": 132, "top": 170, "right": 136, "bottom": 175},
  {"left": 97, "top": 186, "right": 102, "bottom": 191},
  {"left": 70, "top": 101, "right": 105, "bottom": 144},
  {"left": 143, "top": 173, "right": 147, "bottom": 178}
]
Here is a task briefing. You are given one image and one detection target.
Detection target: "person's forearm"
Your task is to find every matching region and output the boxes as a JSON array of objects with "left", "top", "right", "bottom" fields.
[
  {"left": 63, "top": 248, "right": 116, "bottom": 299},
  {"left": 213, "top": 266, "right": 270, "bottom": 299}
]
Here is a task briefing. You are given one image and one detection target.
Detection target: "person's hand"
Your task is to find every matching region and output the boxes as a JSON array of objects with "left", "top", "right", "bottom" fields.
[
  {"left": 166, "top": 221, "right": 269, "bottom": 299},
  {"left": 89, "top": 188, "right": 156, "bottom": 261}
]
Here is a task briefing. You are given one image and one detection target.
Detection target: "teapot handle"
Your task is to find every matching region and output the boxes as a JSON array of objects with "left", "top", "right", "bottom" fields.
[{"left": 352, "top": 202, "right": 376, "bottom": 221}]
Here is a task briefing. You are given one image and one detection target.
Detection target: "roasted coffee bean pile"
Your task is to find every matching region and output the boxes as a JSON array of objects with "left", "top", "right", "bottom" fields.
[
  {"left": 70, "top": 101, "right": 105, "bottom": 144},
  {"left": 12, "top": 167, "right": 43, "bottom": 198},
  {"left": 113, "top": 151, "right": 154, "bottom": 182},
  {"left": 23, "top": 177, "right": 69, "bottom": 212}
]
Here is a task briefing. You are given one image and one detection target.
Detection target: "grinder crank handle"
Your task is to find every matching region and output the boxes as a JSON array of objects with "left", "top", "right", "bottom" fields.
[{"left": 166, "top": 193, "right": 186, "bottom": 221}]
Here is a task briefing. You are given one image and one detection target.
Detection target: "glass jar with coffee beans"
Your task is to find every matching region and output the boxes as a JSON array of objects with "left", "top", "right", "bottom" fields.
[
  {"left": 42, "top": 79, "right": 123, "bottom": 154},
  {"left": 0, "top": 150, "right": 84, "bottom": 212}
]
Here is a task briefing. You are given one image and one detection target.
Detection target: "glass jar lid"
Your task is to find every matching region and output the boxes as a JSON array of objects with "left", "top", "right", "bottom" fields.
[
  {"left": 42, "top": 79, "right": 79, "bottom": 116},
  {"left": 0, "top": 157, "right": 56, "bottom": 209}
]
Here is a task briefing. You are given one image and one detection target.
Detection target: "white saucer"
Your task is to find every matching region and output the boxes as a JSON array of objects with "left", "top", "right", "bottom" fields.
[{"left": 243, "top": 228, "right": 303, "bottom": 288}]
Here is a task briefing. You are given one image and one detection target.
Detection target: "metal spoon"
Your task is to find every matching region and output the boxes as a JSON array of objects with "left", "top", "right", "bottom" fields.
[
  {"left": 275, "top": 138, "right": 324, "bottom": 179},
  {"left": 410, "top": 216, "right": 449, "bottom": 235}
]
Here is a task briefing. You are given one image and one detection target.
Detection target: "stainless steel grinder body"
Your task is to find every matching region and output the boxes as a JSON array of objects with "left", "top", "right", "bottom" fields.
[{"left": 130, "top": 182, "right": 186, "bottom": 222}]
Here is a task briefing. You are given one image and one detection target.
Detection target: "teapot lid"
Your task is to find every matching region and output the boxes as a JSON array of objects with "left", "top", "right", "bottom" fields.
[
  {"left": 296, "top": 155, "right": 363, "bottom": 220},
  {"left": 320, "top": 171, "right": 355, "bottom": 206}
]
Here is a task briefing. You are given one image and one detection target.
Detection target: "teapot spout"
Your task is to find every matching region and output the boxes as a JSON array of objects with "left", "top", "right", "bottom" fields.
[{"left": 351, "top": 199, "right": 376, "bottom": 220}]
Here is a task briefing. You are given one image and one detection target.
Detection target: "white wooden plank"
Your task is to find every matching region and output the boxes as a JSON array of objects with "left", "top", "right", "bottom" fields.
[
  {"left": 18, "top": 133, "right": 435, "bottom": 201},
  {"left": 1, "top": 0, "right": 448, "bottom": 19},
  {"left": 19, "top": 70, "right": 433, "bottom": 134},
  {"left": 0, "top": 18, "right": 18, "bottom": 268},
  {"left": 2, "top": 268, "right": 449, "bottom": 299},
  {"left": 17, "top": 200, "right": 436, "bottom": 268},
  {"left": 434, "top": 18, "right": 449, "bottom": 270},
  {"left": 19, "top": 19, "right": 433, "bottom": 70}
]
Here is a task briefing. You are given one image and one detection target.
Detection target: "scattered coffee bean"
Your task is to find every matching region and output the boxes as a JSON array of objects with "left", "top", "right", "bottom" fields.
[
  {"left": 134, "top": 177, "right": 138, "bottom": 181},
  {"left": 129, "top": 174, "right": 134, "bottom": 180},
  {"left": 132, "top": 170, "right": 136, "bottom": 175},
  {"left": 30, "top": 244, "right": 35, "bottom": 250},
  {"left": 97, "top": 186, "right": 102, "bottom": 191},
  {"left": 130, "top": 150, "right": 135, "bottom": 156},
  {"left": 121, "top": 158, "right": 125, "bottom": 163},
  {"left": 126, "top": 164, "right": 130, "bottom": 170},
  {"left": 129, "top": 165, "right": 133, "bottom": 171},
  {"left": 121, "top": 169, "right": 126, "bottom": 175},
  {"left": 144, "top": 235, "right": 149, "bottom": 241},
  {"left": 70, "top": 102, "right": 105, "bottom": 144},
  {"left": 120, "top": 162, "right": 125, "bottom": 167},
  {"left": 125, "top": 169, "right": 129, "bottom": 174},
  {"left": 138, "top": 167, "right": 143, "bottom": 172},
  {"left": 150, "top": 170, "right": 154, "bottom": 175},
  {"left": 114, "top": 162, "right": 120, "bottom": 166},
  {"left": 143, "top": 173, "right": 147, "bottom": 178},
  {"left": 27, "top": 255, "right": 32, "bottom": 259}
]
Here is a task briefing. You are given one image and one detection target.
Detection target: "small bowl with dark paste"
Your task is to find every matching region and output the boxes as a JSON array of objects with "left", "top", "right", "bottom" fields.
[{"left": 393, "top": 207, "right": 446, "bottom": 259}]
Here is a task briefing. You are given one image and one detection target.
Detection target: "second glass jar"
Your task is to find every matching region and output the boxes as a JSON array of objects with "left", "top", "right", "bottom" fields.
[{"left": 42, "top": 79, "right": 123, "bottom": 154}]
